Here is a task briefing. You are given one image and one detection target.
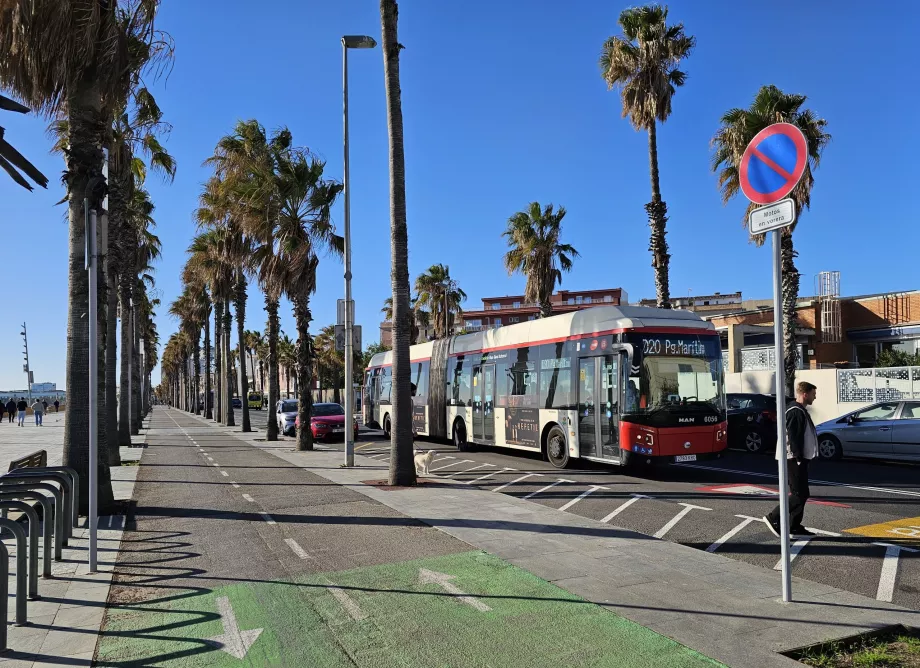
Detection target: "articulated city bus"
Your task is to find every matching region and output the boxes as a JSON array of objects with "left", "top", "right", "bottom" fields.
[{"left": 364, "top": 305, "right": 727, "bottom": 469}]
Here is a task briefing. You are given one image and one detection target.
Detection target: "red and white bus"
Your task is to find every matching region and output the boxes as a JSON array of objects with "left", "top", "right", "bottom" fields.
[{"left": 364, "top": 305, "right": 727, "bottom": 468}]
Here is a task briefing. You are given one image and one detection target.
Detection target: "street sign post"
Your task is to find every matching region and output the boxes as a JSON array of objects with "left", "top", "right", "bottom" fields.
[{"left": 739, "top": 122, "right": 808, "bottom": 604}]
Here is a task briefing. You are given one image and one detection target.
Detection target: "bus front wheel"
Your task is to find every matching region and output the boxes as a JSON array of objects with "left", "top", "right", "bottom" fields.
[
  {"left": 383, "top": 414, "right": 391, "bottom": 439},
  {"left": 545, "top": 425, "right": 569, "bottom": 469}
]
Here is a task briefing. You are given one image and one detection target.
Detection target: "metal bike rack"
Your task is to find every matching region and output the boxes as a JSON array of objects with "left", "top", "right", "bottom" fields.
[
  {"left": 0, "top": 492, "right": 53, "bottom": 575},
  {"left": 3, "top": 471, "right": 74, "bottom": 540},
  {"left": 0, "top": 541, "right": 7, "bottom": 650},
  {"left": 0, "top": 501, "right": 39, "bottom": 599},
  {"left": 9, "top": 467, "right": 80, "bottom": 531},
  {"left": 0, "top": 482, "right": 63, "bottom": 560},
  {"left": 0, "top": 518, "right": 27, "bottom": 624}
]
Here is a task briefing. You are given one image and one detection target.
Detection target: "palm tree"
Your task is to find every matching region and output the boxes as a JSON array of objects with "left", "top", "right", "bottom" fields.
[
  {"left": 711, "top": 85, "right": 830, "bottom": 394},
  {"left": 278, "top": 335, "right": 297, "bottom": 398},
  {"left": 414, "top": 264, "right": 466, "bottom": 338},
  {"left": 380, "top": 0, "right": 415, "bottom": 486},
  {"left": 502, "top": 202, "right": 579, "bottom": 318},
  {"left": 600, "top": 5, "right": 695, "bottom": 309},
  {"left": 0, "top": 94, "right": 48, "bottom": 190},
  {"left": 381, "top": 296, "right": 430, "bottom": 343},
  {"left": 274, "top": 146, "right": 343, "bottom": 451}
]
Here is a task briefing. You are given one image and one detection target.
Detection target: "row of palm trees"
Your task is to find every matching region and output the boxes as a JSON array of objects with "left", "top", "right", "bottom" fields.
[
  {"left": 160, "top": 119, "right": 342, "bottom": 451},
  {"left": 0, "top": 1, "right": 172, "bottom": 511}
]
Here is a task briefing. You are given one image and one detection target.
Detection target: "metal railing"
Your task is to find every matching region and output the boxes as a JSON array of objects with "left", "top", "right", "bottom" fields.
[{"left": 837, "top": 366, "right": 920, "bottom": 403}]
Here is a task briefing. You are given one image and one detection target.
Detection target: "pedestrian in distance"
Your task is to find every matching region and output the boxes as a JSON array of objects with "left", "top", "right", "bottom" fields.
[
  {"left": 16, "top": 397, "right": 27, "bottom": 427},
  {"left": 5, "top": 399, "right": 15, "bottom": 423},
  {"left": 765, "top": 381, "right": 819, "bottom": 539},
  {"left": 53, "top": 399, "right": 59, "bottom": 413},
  {"left": 41, "top": 399, "right": 48, "bottom": 415},
  {"left": 31, "top": 398, "right": 44, "bottom": 426},
  {"left": 0, "top": 401, "right": 4, "bottom": 424}
]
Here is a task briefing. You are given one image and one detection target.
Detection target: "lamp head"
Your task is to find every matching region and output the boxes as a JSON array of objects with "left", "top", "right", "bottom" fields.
[{"left": 342, "top": 35, "right": 377, "bottom": 49}]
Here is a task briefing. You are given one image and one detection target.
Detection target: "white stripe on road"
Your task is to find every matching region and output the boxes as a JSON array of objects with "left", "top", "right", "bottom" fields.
[
  {"left": 654, "top": 503, "right": 712, "bottom": 539},
  {"left": 559, "top": 485, "right": 609, "bottom": 512},
  {"left": 707, "top": 515, "right": 762, "bottom": 553},
  {"left": 465, "top": 467, "right": 517, "bottom": 485},
  {"left": 206, "top": 456, "right": 214, "bottom": 461},
  {"left": 676, "top": 462, "right": 920, "bottom": 498},
  {"left": 285, "top": 538, "right": 313, "bottom": 560},
  {"left": 430, "top": 459, "right": 473, "bottom": 473},
  {"left": 444, "top": 463, "right": 495, "bottom": 479},
  {"left": 213, "top": 463, "right": 220, "bottom": 467},
  {"left": 492, "top": 473, "right": 543, "bottom": 493},
  {"left": 524, "top": 479, "right": 574, "bottom": 500},
  {"left": 242, "top": 494, "right": 255, "bottom": 502},
  {"left": 773, "top": 528, "right": 840, "bottom": 571},
  {"left": 600, "top": 495, "right": 649, "bottom": 523},
  {"left": 873, "top": 542, "right": 918, "bottom": 602},
  {"left": 259, "top": 512, "right": 276, "bottom": 525},
  {"left": 221, "top": 471, "right": 229, "bottom": 477},
  {"left": 429, "top": 456, "right": 455, "bottom": 464},
  {"left": 231, "top": 482, "right": 240, "bottom": 489},
  {"left": 328, "top": 584, "right": 368, "bottom": 621}
]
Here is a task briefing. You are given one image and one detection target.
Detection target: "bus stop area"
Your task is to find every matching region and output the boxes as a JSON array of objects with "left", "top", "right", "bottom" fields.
[{"left": 79, "top": 407, "right": 919, "bottom": 668}]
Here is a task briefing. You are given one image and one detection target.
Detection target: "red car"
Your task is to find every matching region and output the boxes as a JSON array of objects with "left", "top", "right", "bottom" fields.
[{"left": 295, "top": 403, "right": 359, "bottom": 441}]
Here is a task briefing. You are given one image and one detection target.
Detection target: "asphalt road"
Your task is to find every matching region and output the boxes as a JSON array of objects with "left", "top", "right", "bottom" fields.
[{"left": 320, "top": 429, "right": 920, "bottom": 612}]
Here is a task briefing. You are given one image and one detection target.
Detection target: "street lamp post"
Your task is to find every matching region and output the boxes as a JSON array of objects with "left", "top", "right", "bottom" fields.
[{"left": 342, "top": 34, "right": 376, "bottom": 468}]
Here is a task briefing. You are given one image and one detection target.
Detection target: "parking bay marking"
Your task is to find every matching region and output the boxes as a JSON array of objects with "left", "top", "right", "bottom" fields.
[
  {"left": 773, "top": 528, "right": 841, "bottom": 571},
  {"left": 492, "top": 473, "right": 543, "bottom": 493},
  {"left": 873, "top": 542, "right": 919, "bottom": 602},
  {"left": 524, "top": 479, "right": 575, "bottom": 500},
  {"left": 559, "top": 485, "right": 610, "bottom": 512},
  {"left": 600, "top": 494, "right": 650, "bottom": 524},
  {"left": 466, "top": 467, "right": 517, "bottom": 485},
  {"left": 707, "top": 515, "right": 765, "bottom": 553},
  {"left": 444, "top": 463, "right": 495, "bottom": 479},
  {"left": 654, "top": 503, "right": 712, "bottom": 539},
  {"left": 430, "top": 459, "right": 473, "bottom": 473}
]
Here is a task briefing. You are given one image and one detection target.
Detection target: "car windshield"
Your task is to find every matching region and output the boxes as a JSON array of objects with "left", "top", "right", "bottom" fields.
[
  {"left": 313, "top": 404, "right": 345, "bottom": 417},
  {"left": 281, "top": 401, "right": 297, "bottom": 413}
]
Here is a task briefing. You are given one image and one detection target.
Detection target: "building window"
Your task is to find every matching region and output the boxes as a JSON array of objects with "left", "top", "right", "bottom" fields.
[
  {"left": 575, "top": 296, "right": 583, "bottom": 305},
  {"left": 465, "top": 319, "right": 481, "bottom": 328},
  {"left": 493, "top": 317, "right": 502, "bottom": 325},
  {"left": 528, "top": 315, "right": 536, "bottom": 321},
  {"left": 604, "top": 295, "right": 613, "bottom": 303},
  {"left": 584, "top": 296, "right": 592, "bottom": 304},
  {"left": 567, "top": 298, "right": 575, "bottom": 305},
  {"left": 492, "top": 303, "right": 500, "bottom": 310},
  {"left": 703, "top": 301, "right": 710, "bottom": 306},
  {"left": 513, "top": 301, "right": 521, "bottom": 308}
]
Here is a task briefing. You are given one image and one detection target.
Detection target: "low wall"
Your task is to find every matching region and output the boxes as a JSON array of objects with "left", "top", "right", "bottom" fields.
[{"left": 725, "top": 369, "right": 870, "bottom": 425}]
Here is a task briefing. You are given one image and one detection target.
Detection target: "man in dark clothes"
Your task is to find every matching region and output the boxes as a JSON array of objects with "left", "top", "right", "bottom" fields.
[
  {"left": 765, "top": 381, "right": 819, "bottom": 539},
  {"left": 5, "top": 399, "right": 14, "bottom": 423}
]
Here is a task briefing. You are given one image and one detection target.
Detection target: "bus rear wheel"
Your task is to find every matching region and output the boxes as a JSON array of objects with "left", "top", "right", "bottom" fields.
[
  {"left": 453, "top": 420, "right": 468, "bottom": 452},
  {"left": 546, "top": 425, "right": 569, "bottom": 469},
  {"left": 383, "top": 414, "right": 391, "bottom": 439}
]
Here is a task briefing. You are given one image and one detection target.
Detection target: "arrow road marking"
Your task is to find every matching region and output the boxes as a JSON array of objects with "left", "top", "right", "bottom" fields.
[
  {"left": 328, "top": 584, "right": 367, "bottom": 621},
  {"left": 600, "top": 494, "right": 649, "bottom": 524},
  {"left": 873, "top": 542, "right": 919, "bottom": 602},
  {"left": 206, "top": 596, "right": 263, "bottom": 659},
  {"left": 654, "top": 503, "right": 711, "bottom": 539},
  {"left": 419, "top": 568, "right": 491, "bottom": 612}
]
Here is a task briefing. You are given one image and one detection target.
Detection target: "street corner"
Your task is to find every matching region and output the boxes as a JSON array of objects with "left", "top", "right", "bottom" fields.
[{"left": 96, "top": 550, "right": 723, "bottom": 667}]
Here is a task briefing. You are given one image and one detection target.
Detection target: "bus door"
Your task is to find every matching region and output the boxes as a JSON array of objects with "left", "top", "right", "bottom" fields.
[
  {"left": 577, "top": 354, "right": 622, "bottom": 461},
  {"left": 365, "top": 373, "right": 378, "bottom": 427},
  {"left": 472, "top": 364, "right": 495, "bottom": 443}
]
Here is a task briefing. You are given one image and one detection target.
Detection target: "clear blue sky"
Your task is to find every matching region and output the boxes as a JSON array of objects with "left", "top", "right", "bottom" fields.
[{"left": 2, "top": 0, "right": 917, "bottom": 389}]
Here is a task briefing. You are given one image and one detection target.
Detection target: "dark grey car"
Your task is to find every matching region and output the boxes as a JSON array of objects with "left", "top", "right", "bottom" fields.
[{"left": 815, "top": 400, "right": 920, "bottom": 461}]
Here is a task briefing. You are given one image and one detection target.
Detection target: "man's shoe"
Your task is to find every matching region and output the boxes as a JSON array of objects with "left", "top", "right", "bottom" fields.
[
  {"left": 792, "top": 527, "right": 816, "bottom": 538},
  {"left": 763, "top": 516, "right": 781, "bottom": 538}
]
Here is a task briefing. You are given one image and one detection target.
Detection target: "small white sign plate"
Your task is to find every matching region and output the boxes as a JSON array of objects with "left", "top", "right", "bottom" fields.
[{"left": 749, "top": 198, "right": 796, "bottom": 235}]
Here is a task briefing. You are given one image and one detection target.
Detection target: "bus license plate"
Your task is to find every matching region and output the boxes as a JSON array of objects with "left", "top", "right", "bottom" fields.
[{"left": 675, "top": 454, "right": 697, "bottom": 462}]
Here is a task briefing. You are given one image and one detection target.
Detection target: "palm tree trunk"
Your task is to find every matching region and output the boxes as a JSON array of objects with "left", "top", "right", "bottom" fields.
[
  {"left": 193, "top": 330, "right": 202, "bottom": 416},
  {"left": 132, "top": 292, "right": 141, "bottom": 433},
  {"left": 105, "top": 252, "right": 120, "bottom": 465},
  {"left": 265, "top": 297, "right": 280, "bottom": 440},
  {"left": 235, "top": 274, "right": 251, "bottom": 432},
  {"left": 781, "top": 231, "right": 800, "bottom": 397},
  {"left": 645, "top": 120, "right": 671, "bottom": 310},
  {"left": 63, "top": 79, "right": 115, "bottom": 514},
  {"left": 204, "top": 304, "right": 213, "bottom": 420},
  {"left": 294, "top": 296, "right": 314, "bottom": 452},
  {"left": 214, "top": 300, "right": 223, "bottom": 423},
  {"left": 381, "top": 0, "right": 416, "bottom": 486},
  {"left": 117, "top": 275, "right": 133, "bottom": 446},
  {"left": 224, "top": 301, "right": 236, "bottom": 427}
]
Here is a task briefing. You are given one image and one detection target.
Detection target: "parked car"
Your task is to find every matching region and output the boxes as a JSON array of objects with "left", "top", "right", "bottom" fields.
[
  {"left": 248, "top": 392, "right": 263, "bottom": 410},
  {"left": 295, "top": 402, "right": 359, "bottom": 442},
  {"left": 726, "top": 393, "right": 791, "bottom": 454},
  {"left": 231, "top": 397, "right": 242, "bottom": 409},
  {"left": 816, "top": 400, "right": 920, "bottom": 461},
  {"left": 276, "top": 400, "right": 298, "bottom": 436}
]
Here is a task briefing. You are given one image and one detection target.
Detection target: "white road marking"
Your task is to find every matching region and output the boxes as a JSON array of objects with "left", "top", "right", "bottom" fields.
[
  {"left": 524, "top": 479, "right": 574, "bottom": 500},
  {"left": 559, "top": 485, "right": 609, "bottom": 512},
  {"left": 873, "top": 542, "right": 919, "bottom": 602},
  {"left": 707, "top": 515, "right": 760, "bottom": 552},
  {"left": 242, "top": 494, "right": 255, "bottom": 502},
  {"left": 259, "top": 512, "right": 276, "bottom": 525},
  {"left": 213, "top": 463, "right": 220, "bottom": 467},
  {"left": 492, "top": 473, "right": 543, "bottom": 493},
  {"left": 429, "top": 456, "right": 456, "bottom": 464},
  {"left": 772, "top": 528, "right": 840, "bottom": 570},
  {"left": 285, "top": 538, "right": 312, "bottom": 560},
  {"left": 444, "top": 463, "right": 495, "bottom": 479},
  {"left": 676, "top": 462, "right": 920, "bottom": 499},
  {"left": 419, "top": 568, "right": 491, "bottom": 612},
  {"left": 430, "top": 459, "right": 473, "bottom": 473},
  {"left": 465, "top": 467, "right": 516, "bottom": 485},
  {"left": 206, "top": 456, "right": 214, "bottom": 461},
  {"left": 231, "top": 482, "right": 240, "bottom": 489},
  {"left": 220, "top": 471, "right": 229, "bottom": 477},
  {"left": 206, "top": 596, "right": 263, "bottom": 659},
  {"left": 654, "top": 503, "right": 712, "bottom": 539},
  {"left": 600, "top": 494, "right": 649, "bottom": 523},
  {"left": 328, "top": 584, "right": 368, "bottom": 621}
]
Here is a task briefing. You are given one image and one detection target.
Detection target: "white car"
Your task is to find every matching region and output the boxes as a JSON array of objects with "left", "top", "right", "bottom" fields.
[{"left": 276, "top": 399, "right": 298, "bottom": 436}]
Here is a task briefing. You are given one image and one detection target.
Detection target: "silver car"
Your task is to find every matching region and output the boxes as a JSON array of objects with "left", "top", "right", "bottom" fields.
[
  {"left": 815, "top": 400, "right": 920, "bottom": 462},
  {"left": 276, "top": 399, "right": 298, "bottom": 436}
]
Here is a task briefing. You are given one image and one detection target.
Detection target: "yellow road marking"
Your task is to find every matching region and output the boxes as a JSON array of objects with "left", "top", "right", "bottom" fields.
[{"left": 844, "top": 516, "right": 920, "bottom": 541}]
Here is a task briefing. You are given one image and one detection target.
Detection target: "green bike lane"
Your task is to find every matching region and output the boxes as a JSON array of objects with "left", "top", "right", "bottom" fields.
[{"left": 95, "top": 408, "right": 721, "bottom": 667}]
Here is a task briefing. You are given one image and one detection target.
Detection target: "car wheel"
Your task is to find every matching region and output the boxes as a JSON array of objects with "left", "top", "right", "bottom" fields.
[
  {"left": 818, "top": 435, "right": 843, "bottom": 460},
  {"left": 545, "top": 425, "right": 569, "bottom": 469},
  {"left": 743, "top": 429, "right": 765, "bottom": 454},
  {"left": 383, "top": 415, "right": 391, "bottom": 439},
  {"left": 452, "top": 420, "right": 468, "bottom": 452}
]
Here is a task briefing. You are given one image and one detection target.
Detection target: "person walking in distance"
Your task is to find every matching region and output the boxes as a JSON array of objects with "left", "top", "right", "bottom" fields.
[
  {"left": 16, "top": 397, "right": 27, "bottom": 427},
  {"left": 53, "top": 399, "right": 59, "bottom": 413},
  {"left": 765, "top": 381, "right": 819, "bottom": 538},
  {"left": 31, "top": 398, "right": 44, "bottom": 426},
  {"left": 5, "top": 399, "right": 15, "bottom": 424}
]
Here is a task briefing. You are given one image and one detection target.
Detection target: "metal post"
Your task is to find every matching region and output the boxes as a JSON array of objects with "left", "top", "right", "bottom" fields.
[
  {"left": 21, "top": 322, "right": 32, "bottom": 405},
  {"left": 88, "top": 205, "right": 99, "bottom": 573},
  {"left": 128, "top": 297, "right": 133, "bottom": 436},
  {"left": 343, "top": 42, "right": 355, "bottom": 468},
  {"left": 0, "top": 518, "right": 29, "bottom": 624},
  {"left": 773, "top": 229, "right": 791, "bottom": 602},
  {"left": 0, "top": 501, "right": 39, "bottom": 599}
]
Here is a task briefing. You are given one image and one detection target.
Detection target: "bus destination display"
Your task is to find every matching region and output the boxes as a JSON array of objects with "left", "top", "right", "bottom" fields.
[{"left": 636, "top": 335, "right": 719, "bottom": 358}]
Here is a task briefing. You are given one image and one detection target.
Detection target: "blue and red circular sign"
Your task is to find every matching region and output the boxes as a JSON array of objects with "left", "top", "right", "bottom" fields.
[{"left": 739, "top": 123, "right": 808, "bottom": 205}]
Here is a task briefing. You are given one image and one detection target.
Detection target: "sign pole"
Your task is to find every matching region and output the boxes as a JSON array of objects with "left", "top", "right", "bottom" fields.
[
  {"left": 772, "top": 229, "right": 791, "bottom": 602},
  {"left": 87, "top": 202, "right": 98, "bottom": 573}
]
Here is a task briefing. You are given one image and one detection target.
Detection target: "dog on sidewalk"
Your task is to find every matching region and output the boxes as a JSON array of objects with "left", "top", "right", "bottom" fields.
[{"left": 414, "top": 449, "right": 436, "bottom": 476}]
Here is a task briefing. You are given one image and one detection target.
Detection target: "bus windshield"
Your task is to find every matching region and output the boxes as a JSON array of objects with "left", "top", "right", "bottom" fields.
[{"left": 624, "top": 333, "right": 724, "bottom": 417}]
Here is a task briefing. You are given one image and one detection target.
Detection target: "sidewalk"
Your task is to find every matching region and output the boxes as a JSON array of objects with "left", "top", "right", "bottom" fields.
[{"left": 202, "top": 412, "right": 920, "bottom": 668}]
